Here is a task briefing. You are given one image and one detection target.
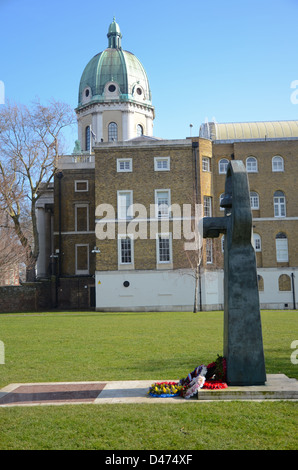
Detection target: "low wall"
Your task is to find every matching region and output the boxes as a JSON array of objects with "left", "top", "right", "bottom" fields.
[{"left": 0, "top": 282, "right": 52, "bottom": 313}]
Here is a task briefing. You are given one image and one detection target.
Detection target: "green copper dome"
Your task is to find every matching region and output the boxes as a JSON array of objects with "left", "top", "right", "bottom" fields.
[{"left": 77, "top": 19, "right": 152, "bottom": 109}]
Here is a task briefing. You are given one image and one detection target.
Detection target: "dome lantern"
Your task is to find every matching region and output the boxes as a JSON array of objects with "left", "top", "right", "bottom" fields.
[{"left": 107, "top": 17, "right": 122, "bottom": 49}]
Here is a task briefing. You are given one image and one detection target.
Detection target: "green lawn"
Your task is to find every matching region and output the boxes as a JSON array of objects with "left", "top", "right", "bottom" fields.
[{"left": 0, "top": 310, "right": 297, "bottom": 450}]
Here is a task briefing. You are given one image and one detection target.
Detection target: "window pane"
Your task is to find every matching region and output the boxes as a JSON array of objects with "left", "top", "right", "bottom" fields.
[
  {"left": 137, "top": 124, "right": 143, "bottom": 137},
  {"left": 206, "top": 239, "right": 213, "bottom": 263},
  {"left": 159, "top": 237, "right": 170, "bottom": 262},
  {"left": 219, "top": 159, "right": 228, "bottom": 174},
  {"left": 156, "top": 191, "right": 169, "bottom": 217},
  {"left": 250, "top": 192, "right": 259, "bottom": 209},
  {"left": 276, "top": 238, "right": 288, "bottom": 262},
  {"left": 118, "top": 192, "right": 132, "bottom": 219},
  {"left": 108, "top": 122, "right": 118, "bottom": 142},
  {"left": 203, "top": 196, "right": 212, "bottom": 217},
  {"left": 272, "top": 156, "right": 284, "bottom": 172},
  {"left": 274, "top": 193, "right": 286, "bottom": 217},
  {"left": 155, "top": 158, "right": 170, "bottom": 171},
  {"left": 202, "top": 157, "right": 210, "bottom": 172},
  {"left": 85, "top": 126, "right": 90, "bottom": 151},
  {"left": 120, "top": 238, "right": 132, "bottom": 263},
  {"left": 246, "top": 157, "right": 257, "bottom": 172}
]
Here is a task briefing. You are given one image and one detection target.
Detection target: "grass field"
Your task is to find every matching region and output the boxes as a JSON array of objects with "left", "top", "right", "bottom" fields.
[{"left": 0, "top": 309, "right": 297, "bottom": 450}]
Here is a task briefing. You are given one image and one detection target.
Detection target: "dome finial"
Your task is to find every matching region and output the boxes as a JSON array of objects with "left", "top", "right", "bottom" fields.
[{"left": 107, "top": 17, "right": 122, "bottom": 49}]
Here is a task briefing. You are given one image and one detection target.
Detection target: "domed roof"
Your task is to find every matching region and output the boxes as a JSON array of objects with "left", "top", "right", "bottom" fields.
[{"left": 77, "top": 19, "right": 152, "bottom": 109}]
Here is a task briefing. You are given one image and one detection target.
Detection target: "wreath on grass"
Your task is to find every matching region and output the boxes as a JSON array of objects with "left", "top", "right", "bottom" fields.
[{"left": 148, "top": 355, "right": 227, "bottom": 399}]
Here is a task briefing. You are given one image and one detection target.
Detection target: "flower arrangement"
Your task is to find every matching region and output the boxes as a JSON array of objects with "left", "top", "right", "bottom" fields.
[
  {"left": 148, "top": 381, "right": 184, "bottom": 397},
  {"left": 205, "top": 355, "right": 227, "bottom": 382},
  {"left": 148, "top": 355, "right": 228, "bottom": 399}
]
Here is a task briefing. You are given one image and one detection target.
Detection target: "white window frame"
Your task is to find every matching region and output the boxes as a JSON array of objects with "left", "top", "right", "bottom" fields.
[
  {"left": 155, "top": 189, "right": 171, "bottom": 218},
  {"left": 118, "top": 234, "right": 134, "bottom": 265},
  {"left": 219, "top": 158, "right": 229, "bottom": 174},
  {"left": 75, "top": 180, "right": 89, "bottom": 192},
  {"left": 117, "top": 190, "right": 133, "bottom": 220},
  {"left": 202, "top": 157, "right": 211, "bottom": 172},
  {"left": 246, "top": 156, "right": 258, "bottom": 173},
  {"left": 275, "top": 235, "right": 289, "bottom": 262},
  {"left": 156, "top": 233, "right": 172, "bottom": 264},
  {"left": 75, "top": 244, "right": 89, "bottom": 275},
  {"left": 75, "top": 204, "right": 89, "bottom": 232},
  {"left": 253, "top": 233, "right": 262, "bottom": 252},
  {"left": 250, "top": 191, "right": 259, "bottom": 210},
  {"left": 272, "top": 156, "right": 284, "bottom": 172},
  {"left": 154, "top": 157, "right": 170, "bottom": 171},
  {"left": 274, "top": 191, "right": 286, "bottom": 217},
  {"left": 117, "top": 158, "right": 132, "bottom": 172},
  {"left": 206, "top": 239, "right": 213, "bottom": 264},
  {"left": 203, "top": 196, "right": 212, "bottom": 217}
]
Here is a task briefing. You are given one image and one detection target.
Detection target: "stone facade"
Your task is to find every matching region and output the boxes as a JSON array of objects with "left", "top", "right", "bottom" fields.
[{"left": 40, "top": 131, "right": 298, "bottom": 311}]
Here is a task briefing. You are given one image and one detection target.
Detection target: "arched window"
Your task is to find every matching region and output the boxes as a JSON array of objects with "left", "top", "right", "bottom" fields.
[
  {"left": 250, "top": 191, "right": 259, "bottom": 209},
  {"left": 246, "top": 156, "right": 258, "bottom": 173},
  {"left": 253, "top": 233, "right": 261, "bottom": 251},
  {"left": 278, "top": 274, "right": 291, "bottom": 291},
  {"left": 219, "top": 159, "right": 229, "bottom": 174},
  {"left": 137, "top": 124, "right": 143, "bottom": 137},
  {"left": 108, "top": 122, "right": 118, "bottom": 142},
  {"left": 275, "top": 232, "right": 288, "bottom": 262},
  {"left": 272, "top": 155, "right": 284, "bottom": 172},
  {"left": 85, "top": 126, "right": 90, "bottom": 151},
  {"left": 274, "top": 191, "right": 286, "bottom": 217}
]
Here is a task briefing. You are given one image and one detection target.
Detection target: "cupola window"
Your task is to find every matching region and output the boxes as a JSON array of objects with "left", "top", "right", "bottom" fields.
[
  {"left": 85, "top": 126, "right": 90, "bottom": 151},
  {"left": 108, "top": 122, "right": 118, "bottom": 142},
  {"left": 137, "top": 124, "right": 143, "bottom": 137}
]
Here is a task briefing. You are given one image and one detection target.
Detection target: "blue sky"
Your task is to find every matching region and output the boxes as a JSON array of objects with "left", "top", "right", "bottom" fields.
[{"left": 1, "top": 0, "right": 298, "bottom": 152}]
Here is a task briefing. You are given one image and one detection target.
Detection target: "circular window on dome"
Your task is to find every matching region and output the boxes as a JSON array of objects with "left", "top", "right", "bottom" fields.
[
  {"left": 136, "top": 87, "right": 142, "bottom": 95},
  {"left": 85, "top": 89, "right": 90, "bottom": 97},
  {"left": 108, "top": 84, "right": 116, "bottom": 93}
]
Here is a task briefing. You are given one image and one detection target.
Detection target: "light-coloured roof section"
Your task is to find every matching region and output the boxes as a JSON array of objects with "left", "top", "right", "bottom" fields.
[{"left": 199, "top": 120, "right": 298, "bottom": 141}]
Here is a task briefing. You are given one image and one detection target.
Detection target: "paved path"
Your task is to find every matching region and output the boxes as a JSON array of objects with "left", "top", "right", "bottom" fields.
[{"left": 0, "top": 375, "right": 297, "bottom": 407}]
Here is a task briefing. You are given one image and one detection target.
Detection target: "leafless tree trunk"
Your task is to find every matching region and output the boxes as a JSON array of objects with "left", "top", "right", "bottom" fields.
[{"left": 0, "top": 99, "right": 75, "bottom": 281}]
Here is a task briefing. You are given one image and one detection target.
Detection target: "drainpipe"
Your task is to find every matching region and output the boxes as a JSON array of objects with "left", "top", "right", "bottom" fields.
[
  {"left": 291, "top": 273, "right": 296, "bottom": 309},
  {"left": 57, "top": 171, "right": 64, "bottom": 278},
  {"left": 192, "top": 141, "right": 202, "bottom": 312},
  {"left": 56, "top": 171, "right": 64, "bottom": 309}
]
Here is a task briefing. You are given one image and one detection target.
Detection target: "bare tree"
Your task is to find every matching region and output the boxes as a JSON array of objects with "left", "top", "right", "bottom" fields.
[
  {"left": 0, "top": 99, "right": 75, "bottom": 280},
  {"left": 184, "top": 220, "right": 203, "bottom": 313},
  {"left": 0, "top": 210, "right": 26, "bottom": 284}
]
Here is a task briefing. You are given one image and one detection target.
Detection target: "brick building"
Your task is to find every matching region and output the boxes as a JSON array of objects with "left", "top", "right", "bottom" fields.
[{"left": 36, "top": 19, "right": 298, "bottom": 310}]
